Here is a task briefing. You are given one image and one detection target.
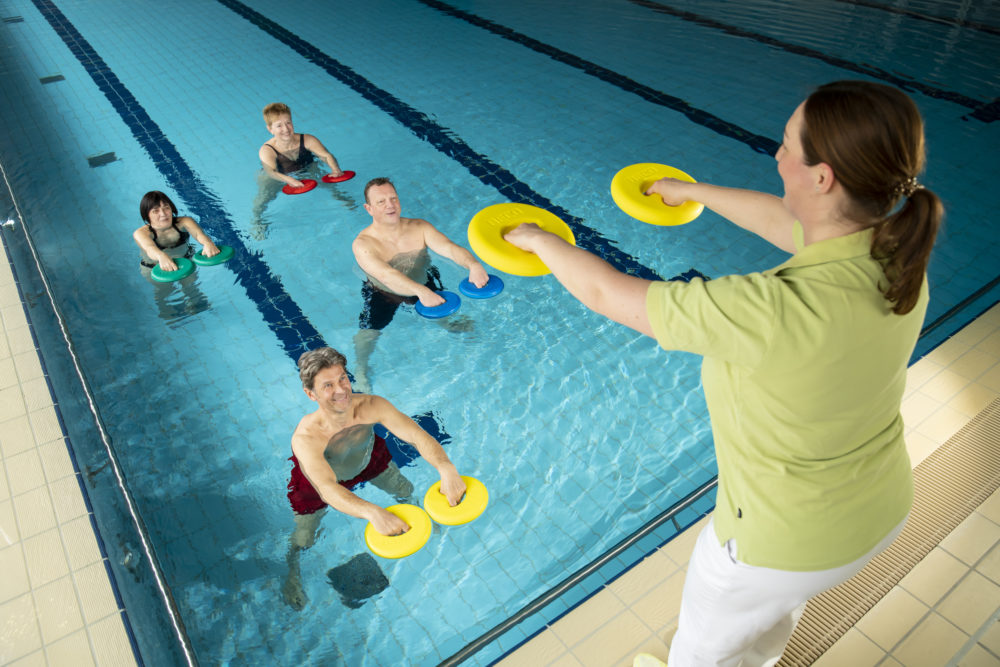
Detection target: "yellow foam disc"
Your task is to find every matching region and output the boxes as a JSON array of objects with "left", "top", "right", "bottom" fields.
[
  {"left": 364, "top": 504, "right": 432, "bottom": 559},
  {"left": 423, "top": 476, "right": 489, "bottom": 526},
  {"left": 468, "top": 203, "right": 575, "bottom": 276},
  {"left": 610, "top": 163, "right": 704, "bottom": 226}
]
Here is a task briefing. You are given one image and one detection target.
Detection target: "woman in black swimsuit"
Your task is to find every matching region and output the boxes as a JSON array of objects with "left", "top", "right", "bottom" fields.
[{"left": 133, "top": 190, "right": 220, "bottom": 271}]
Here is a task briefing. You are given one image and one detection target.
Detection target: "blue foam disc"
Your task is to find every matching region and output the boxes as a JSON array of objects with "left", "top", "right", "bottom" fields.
[
  {"left": 458, "top": 274, "right": 504, "bottom": 299},
  {"left": 415, "top": 291, "right": 461, "bottom": 319}
]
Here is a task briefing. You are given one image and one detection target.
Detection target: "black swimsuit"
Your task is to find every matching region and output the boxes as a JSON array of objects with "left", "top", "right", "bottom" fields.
[
  {"left": 266, "top": 134, "right": 314, "bottom": 174},
  {"left": 140, "top": 221, "right": 192, "bottom": 267}
]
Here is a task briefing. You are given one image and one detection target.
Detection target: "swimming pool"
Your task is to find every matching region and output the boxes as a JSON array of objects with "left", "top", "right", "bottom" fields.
[{"left": 1, "top": 0, "right": 998, "bottom": 664}]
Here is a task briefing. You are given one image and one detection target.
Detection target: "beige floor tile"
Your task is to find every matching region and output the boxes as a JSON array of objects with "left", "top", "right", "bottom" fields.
[
  {"left": 977, "top": 330, "right": 1000, "bottom": 358},
  {"left": 948, "top": 382, "right": 1000, "bottom": 418},
  {"left": 880, "top": 656, "right": 904, "bottom": 666},
  {"left": 0, "top": 593, "right": 42, "bottom": 664},
  {"left": 920, "top": 368, "right": 972, "bottom": 403},
  {"left": 46, "top": 629, "right": 97, "bottom": 667},
  {"left": 632, "top": 634, "right": 673, "bottom": 666},
  {"left": 948, "top": 349, "right": 999, "bottom": 382},
  {"left": 550, "top": 591, "right": 626, "bottom": 647},
  {"left": 0, "top": 334, "right": 10, "bottom": 361},
  {"left": 0, "top": 355, "right": 17, "bottom": 389},
  {"left": 941, "top": 513, "right": 1000, "bottom": 566},
  {"left": 61, "top": 515, "right": 103, "bottom": 571},
  {"left": 0, "top": 414, "right": 35, "bottom": 458},
  {"left": 938, "top": 571, "right": 1000, "bottom": 634},
  {"left": 979, "top": 616, "right": 1000, "bottom": 656},
  {"left": 979, "top": 364, "right": 1000, "bottom": 394},
  {"left": 901, "top": 391, "right": 942, "bottom": 431},
  {"left": 33, "top": 575, "right": 84, "bottom": 644},
  {"left": 88, "top": 613, "right": 138, "bottom": 667},
  {"left": 4, "top": 326, "right": 34, "bottom": 358},
  {"left": 0, "top": 385, "right": 27, "bottom": 423},
  {"left": 570, "top": 609, "right": 649, "bottom": 667},
  {"left": 27, "top": 407, "right": 64, "bottom": 447},
  {"left": 953, "top": 318, "right": 999, "bottom": 348},
  {"left": 50, "top": 476, "right": 88, "bottom": 524},
  {"left": 899, "top": 546, "right": 969, "bottom": 606},
  {"left": 813, "top": 627, "right": 885, "bottom": 667},
  {"left": 37, "top": 439, "right": 75, "bottom": 483},
  {"left": 660, "top": 516, "right": 709, "bottom": 567},
  {"left": 12, "top": 486, "right": 56, "bottom": 540},
  {"left": 892, "top": 612, "right": 968, "bottom": 667},
  {"left": 978, "top": 489, "right": 1000, "bottom": 526},
  {"left": 608, "top": 550, "right": 678, "bottom": 605},
  {"left": 21, "top": 529, "right": 69, "bottom": 588},
  {"left": 7, "top": 650, "right": 46, "bottom": 667},
  {"left": 957, "top": 643, "right": 1000, "bottom": 667},
  {"left": 904, "top": 358, "right": 944, "bottom": 396},
  {"left": 0, "top": 543, "right": 30, "bottom": 603},
  {"left": 905, "top": 430, "right": 942, "bottom": 468},
  {"left": 925, "top": 337, "right": 970, "bottom": 368},
  {"left": 630, "top": 570, "right": 687, "bottom": 633},
  {"left": 0, "top": 498, "right": 18, "bottom": 546},
  {"left": 75, "top": 561, "right": 120, "bottom": 624},
  {"left": 855, "top": 587, "right": 929, "bottom": 651},
  {"left": 550, "top": 654, "right": 584, "bottom": 667},
  {"left": 977, "top": 543, "right": 1000, "bottom": 586},
  {"left": 6, "top": 448, "right": 45, "bottom": 497},
  {"left": 496, "top": 629, "right": 567, "bottom": 666},
  {"left": 916, "top": 404, "right": 976, "bottom": 445},
  {"left": 12, "top": 350, "right": 43, "bottom": 383},
  {"left": 19, "top": 377, "right": 53, "bottom": 413}
]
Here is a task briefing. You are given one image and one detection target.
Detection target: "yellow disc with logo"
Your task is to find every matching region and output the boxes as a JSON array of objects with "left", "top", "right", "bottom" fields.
[
  {"left": 468, "top": 203, "right": 575, "bottom": 276},
  {"left": 423, "top": 476, "right": 489, "bottom": 526},
  {"left": 610, "top": 163, "right": 704, "bottom": 226},
  {"left": 364, "top": 504, "right": 432, "bottom": 559}
]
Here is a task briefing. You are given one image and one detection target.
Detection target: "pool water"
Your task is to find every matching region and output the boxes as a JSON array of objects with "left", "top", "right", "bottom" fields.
[{"left": 1, "top": 0, "right": 998, "bottom": 664}]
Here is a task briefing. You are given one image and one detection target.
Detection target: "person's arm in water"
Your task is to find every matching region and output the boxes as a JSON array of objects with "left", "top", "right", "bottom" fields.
[
  {"left": 371, "top": 396, "right": 467, "bottom": 505},
  {"left": 421, "top": 220, "right": 490, "bottom": 288},
  {"left": 302, "top": 134, "right": 343, "bottom": 178},
  {"left": 504, "top": 224, "right": 655, "bottom": 337},
  {"left": 291, "top": 433, "right": 410, "bottom": 536},
  {"left": 133, "top": 225, "right": 177, "bottom": 271},
  {"left": 645, "top": 178, "right": 796, "bottom": 253},
  {"left": 259, "top": 142, "right": 305, "bottom": 189},
  {"left": 175, "top": 216, "right": 220, "bottom": 257},
  {"left": 352, "top": 235, "right": 447, "bottom": 308}
]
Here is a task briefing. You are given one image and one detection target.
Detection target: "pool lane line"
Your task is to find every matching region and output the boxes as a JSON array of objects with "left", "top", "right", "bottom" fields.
[
  {"left": 626, "top": 0, "right": 989, "bottom": 112},
  {"left": 417, "top": 0, "right": 780, "bottom": 156},
  {"left": 215, "top": 0, "right": 664, "bottom": 282},
  {"left": 832, "top": 0, "right": 1000, "bottom": 37},
  {"left": 31, "top": 0, "right": 327, "bottom": 364}
]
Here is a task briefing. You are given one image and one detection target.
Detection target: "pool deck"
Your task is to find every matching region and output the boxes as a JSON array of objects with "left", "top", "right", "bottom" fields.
[{"left": 2, "top": 240, "right": 999, "bottom": 665}]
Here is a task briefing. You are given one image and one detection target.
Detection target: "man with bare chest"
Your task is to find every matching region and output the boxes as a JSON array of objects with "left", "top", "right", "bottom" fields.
[
  {"left": 282, "top": 347, "right": 466, "bottom": 609},
  {"left": 352, "top": 177, "right": 489, "bottom": 390}
]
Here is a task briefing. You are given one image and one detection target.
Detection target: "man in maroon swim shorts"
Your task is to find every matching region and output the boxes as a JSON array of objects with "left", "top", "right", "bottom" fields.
[{"left": 282, "top": 347, "right": 468, "bottom": 610}]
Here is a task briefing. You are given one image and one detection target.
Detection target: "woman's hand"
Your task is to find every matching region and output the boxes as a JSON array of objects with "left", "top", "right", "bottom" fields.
[
  {"left": 645, "top": 177, "right": 692, "bottom": 207},
  {"left": 201, "top": 241, "right": 220, "bottom": 257},
  {"left": 503, "top": 223, "right": 550, "bottom": 252},
  {"left": 157, "top": 256, "right": 179, "bottom": 272}
]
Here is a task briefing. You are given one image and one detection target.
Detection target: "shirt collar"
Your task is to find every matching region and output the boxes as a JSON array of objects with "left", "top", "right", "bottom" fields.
[{"left": 773, "top": 220, "right": 873, "bottom": 272}]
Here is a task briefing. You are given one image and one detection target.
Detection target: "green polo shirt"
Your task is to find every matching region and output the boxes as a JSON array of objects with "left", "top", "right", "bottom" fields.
[{"left": 647, "top": 222, "right": 926, "bottom": 570}]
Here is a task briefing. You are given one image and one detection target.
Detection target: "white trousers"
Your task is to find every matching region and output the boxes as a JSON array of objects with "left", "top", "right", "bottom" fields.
[{"left": 667, "top": 516, "right": 907, "bottom": 667}]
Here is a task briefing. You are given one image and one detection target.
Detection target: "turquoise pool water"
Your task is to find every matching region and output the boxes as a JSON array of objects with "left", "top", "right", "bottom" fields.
[{"left": 1, "top": 0, "right": 998, "bottom": 664}]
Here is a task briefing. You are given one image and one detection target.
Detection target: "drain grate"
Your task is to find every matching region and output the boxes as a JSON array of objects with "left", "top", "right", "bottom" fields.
[
  {"left": 778, "top": 398, "right": 1000, "bottom": 666},
  {"left": 40, "top": 74, "right": 65, "bottom": 84},
  {"left": 87, "top": 152, "right": 117, "bottom": 168},
  {"left": 3, "top": 16, "right": 24, "bottom": 23}
]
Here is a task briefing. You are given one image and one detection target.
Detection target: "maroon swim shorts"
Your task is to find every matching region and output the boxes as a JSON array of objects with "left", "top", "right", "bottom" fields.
[{"left": 286, "top": 435, "right": 391, "bottom": 515}]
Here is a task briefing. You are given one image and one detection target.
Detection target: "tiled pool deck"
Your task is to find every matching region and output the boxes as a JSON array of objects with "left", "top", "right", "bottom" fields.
[{"left": 2, "top": 240, "right": 999, "bottom": 665}]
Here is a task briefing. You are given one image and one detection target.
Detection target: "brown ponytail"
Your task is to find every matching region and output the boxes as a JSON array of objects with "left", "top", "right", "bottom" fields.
[{"left": 800, "top": 81, "right": 943, "bottom": 315}]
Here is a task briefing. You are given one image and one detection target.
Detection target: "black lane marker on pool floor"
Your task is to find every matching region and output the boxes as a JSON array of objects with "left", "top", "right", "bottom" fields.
[
  {"left": 418, "top": 0, "right": 779, "bottom": 156},
  {"left": 215, "top": 0, "right": 663, "bottom": 281},
  {"left": 32, "top": 0, "right": 327, "bottom": 362},
  {"left": 833, "top": 0, "right": 1000, "bottom": 37},
  {"left": 627, "top": 0, "right": 988, "bottom": 111}
]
